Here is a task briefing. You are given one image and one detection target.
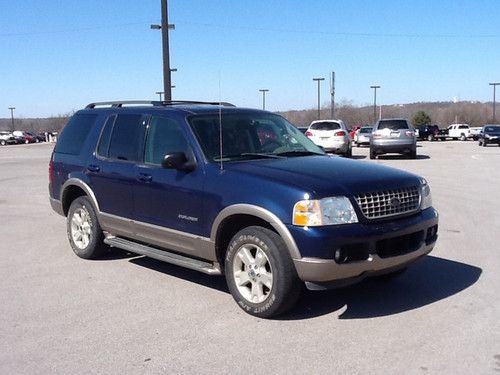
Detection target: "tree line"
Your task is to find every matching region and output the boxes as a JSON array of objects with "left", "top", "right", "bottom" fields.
[{"left": 278, "top": 100, "right": 496, "bottom": 128}]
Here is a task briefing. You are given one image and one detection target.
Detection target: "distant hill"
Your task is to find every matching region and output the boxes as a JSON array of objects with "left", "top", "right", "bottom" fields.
[{"left": 0, "top": 101, "right": 495, "bottom": 132}]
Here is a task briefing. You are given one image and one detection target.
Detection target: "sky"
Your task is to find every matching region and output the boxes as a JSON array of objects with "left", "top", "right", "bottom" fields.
[{"left": 1, "top": 0, "right": 499, "bottom": 118}]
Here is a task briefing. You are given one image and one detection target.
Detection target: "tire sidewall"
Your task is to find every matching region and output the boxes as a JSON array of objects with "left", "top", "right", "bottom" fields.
[{"left": 225, "top": 227, "right": 292, "bottom": 318}]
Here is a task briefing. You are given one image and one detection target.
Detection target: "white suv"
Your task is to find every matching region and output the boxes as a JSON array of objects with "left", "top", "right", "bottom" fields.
[{"left": 305, "top": 120, "right": 352, "bottom": 157}]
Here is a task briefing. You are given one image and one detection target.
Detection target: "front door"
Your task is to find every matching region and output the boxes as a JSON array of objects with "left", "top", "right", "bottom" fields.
[{"left": 132, "top": 115, "right": 208, "bottom": 258}]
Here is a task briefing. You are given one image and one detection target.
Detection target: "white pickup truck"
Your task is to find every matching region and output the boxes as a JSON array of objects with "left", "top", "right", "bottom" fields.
[{"left": 447, "top": 124, "right": 472, "bottom": 141}]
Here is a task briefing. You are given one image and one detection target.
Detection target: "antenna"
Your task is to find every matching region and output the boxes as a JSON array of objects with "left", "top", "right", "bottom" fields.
[{"left": 218, "top": 71, "right": 224, "bottom": 172}]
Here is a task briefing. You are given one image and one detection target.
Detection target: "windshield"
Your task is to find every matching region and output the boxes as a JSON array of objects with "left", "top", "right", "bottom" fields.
[
  {"left": 189, "top": 113, "right": 325, "bottom": 162},
  {"left": 359, "top": 127, "right": 372, "bottom": 133},
  {"left": 485, "top": 126, "right": 500, "bottom": 132}
]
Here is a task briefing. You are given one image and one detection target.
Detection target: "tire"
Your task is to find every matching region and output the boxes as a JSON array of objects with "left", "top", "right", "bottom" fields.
[
  {"left": 369, "top": 149, "right": 376, "bottom": 159},
  {"left": 345, "top": 147, "right": 352, "bottom": 158},
  {"left": 225, "top": 226, "right": 302, "bottom": 318},
  {"left": 67, "top": 196, "right": 106, "bottom": 259},
  {"left": 409, "top": 150, "right": 417, "bottom": 159},
  {"left": 459, "top": 134, "right": 467, "bottom": 141},
  {"left": 356, "top": 142, "right": 360, "bottom": 148},
  {"left": 0, "top": 140, "right": 6, "bottom": 146},
  {"left": 427, "top": 134, "right": 434, "bottom": 142},
  {"left": 483, "top": 139, "right": 487, "bottom": 147}
]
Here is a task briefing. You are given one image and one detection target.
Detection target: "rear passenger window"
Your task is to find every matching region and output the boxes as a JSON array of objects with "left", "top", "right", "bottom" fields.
[
  {"left": 108, "top": 114, "right": 146, "bottom": 162},
  {"left": 54, "top": 113, "right": 97, "bottom": 155},
  {"left": 144, "top": 117, "right": 190, "bottom": 165}
]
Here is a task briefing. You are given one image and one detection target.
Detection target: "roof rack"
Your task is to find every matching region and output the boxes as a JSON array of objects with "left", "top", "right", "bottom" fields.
[{"left": 85, "top": 100, "right": 236, "bottom": 109}]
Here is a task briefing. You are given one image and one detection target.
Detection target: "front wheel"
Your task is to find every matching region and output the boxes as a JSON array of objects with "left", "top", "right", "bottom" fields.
[
  {"left": 0, "top": 140, "right": 6, "bottom": 146},
  {"left": 427, "top": 134, "right": 434, "bottom": 141},
  {"left": 225, "top": 226, "right": 302, "bottom": 318},
  {"left": 483, "top": 139, "right": 487, "bottom": 147},
  {"left": 67, "top": 196, "right": 106, "bottom": 259}
]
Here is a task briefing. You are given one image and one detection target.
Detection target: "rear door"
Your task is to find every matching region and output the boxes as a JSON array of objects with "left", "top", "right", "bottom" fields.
[{"left": 86, "top": 113, "right": 147, "bottom": 219}]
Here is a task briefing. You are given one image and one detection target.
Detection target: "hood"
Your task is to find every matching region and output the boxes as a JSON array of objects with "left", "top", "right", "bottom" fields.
[{"left": 221, "top": 155, "right": 421, "bottom": 197}]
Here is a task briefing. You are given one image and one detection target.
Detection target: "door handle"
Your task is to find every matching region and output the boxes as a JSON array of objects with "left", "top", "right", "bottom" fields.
[
  {"left": 87, "top": 164, "right": 100, "bottom": 173},
  {"left": 137, "top": 173, "right": 152, "bottom": 183}
]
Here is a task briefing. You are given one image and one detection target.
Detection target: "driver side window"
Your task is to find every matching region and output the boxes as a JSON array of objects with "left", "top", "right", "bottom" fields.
[{"left": 145, "top": 117, "right": 191, "bottom": 165}]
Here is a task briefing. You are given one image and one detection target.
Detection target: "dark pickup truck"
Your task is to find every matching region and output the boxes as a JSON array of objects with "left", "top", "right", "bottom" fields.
[{"left": 416, "top": 125, "right": 449, "bottom": 141}]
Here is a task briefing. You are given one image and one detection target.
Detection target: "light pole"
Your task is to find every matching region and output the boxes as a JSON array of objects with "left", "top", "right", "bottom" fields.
[
  {"left": 155, "top": 91, "right": 164, "bottom": 101},
  {"left": 8, "top": 107, "right": 15, "bottom": 131},
  {"left": 151, "top": 0, "right": 175, "bottom": 102},
  {"left": 313, "top": 77, "right": 325, "bottom": 120},
  {"left": 330, "top": 71, "right": 336, "bottom": 119},
  {"left": 490, "top": 82, "right": 500, "bottom": 123},
  {"left": 259, "top": 89, "right": 269, "bottom": 110},
  {"left": 370, "top": 85, "right": 380, "bottom": 123}
]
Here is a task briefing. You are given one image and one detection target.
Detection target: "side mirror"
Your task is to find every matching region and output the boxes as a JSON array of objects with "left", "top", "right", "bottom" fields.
[{"left": 161, "top": 152, "right": 195, "bottom": 172}]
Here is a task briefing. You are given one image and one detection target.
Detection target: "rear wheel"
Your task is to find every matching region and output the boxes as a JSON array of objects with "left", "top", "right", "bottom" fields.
[
  {"left": 67, "top": 196, "right": 106, "bottom": 259},
  {"left": 409, "top": 149, "right": 417, "bottom": 159},
  {"left": 460, "top": 134, "right": 467, "bottom": 141},
  {"left": 369, "top": 149, "right": 376, "bottom": 159},
  {"left": 483, "top": 139, "right": 487, "bottom": 147},
  {"left": 225, "top": 226, "right": 302, "bottom": 318},
  {"left": 427, "top": 134, "right": 434, "bottom": 141},
  {"left": 0, "top": 140, "right": 6, "bottom": 146}
]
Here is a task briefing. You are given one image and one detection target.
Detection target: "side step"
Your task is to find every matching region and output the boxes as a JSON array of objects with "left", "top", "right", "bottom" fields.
[{"left": 104, "top": 236, "right": 222, "bottom": 275}]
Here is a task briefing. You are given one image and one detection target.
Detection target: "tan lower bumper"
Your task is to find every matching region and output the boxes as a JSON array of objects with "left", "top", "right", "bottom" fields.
[{"left": 293, "top": 242, "right": 434, "bottom": 283}]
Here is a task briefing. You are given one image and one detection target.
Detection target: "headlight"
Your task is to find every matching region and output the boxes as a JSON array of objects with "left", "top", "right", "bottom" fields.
[
  {"left": 420, "top": 180, "right": 433, "bottom": 210},
  {"left": 293, "top": 196, "right": 358, "bottom": 226}
]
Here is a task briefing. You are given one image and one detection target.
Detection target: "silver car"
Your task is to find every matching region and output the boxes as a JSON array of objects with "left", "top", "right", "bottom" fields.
[
  {"left": 355, "top": 126, "right": 373, "bottom": 147},
  {"left": 305, "top": 120, "right": 352, "bottom": 157},
  {"left": 370, "top": 119, "right": 416, "bottom": 159}
]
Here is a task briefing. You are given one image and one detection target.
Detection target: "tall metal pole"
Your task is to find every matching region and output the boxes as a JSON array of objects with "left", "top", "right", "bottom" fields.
[
  {"left": 330, "top": 72, "right": 335, "bottom": 119},
  {"left": 370, "top": 85, "right": 380, "bottom": 123},
  {"left": 161, "top": 0, "right": 172, "bottom": 102},
  {"left": 490, "top": 83, "right": 500, "bottom": 123},
  {"left": 8, "top": 107, "right": 15, "bottom": 131},
  {"left": 155, "top": 91, "right": 164, "bottom": 101},
  {"left": 259, "top": 89, "right": 269, "bottom": 110},
  {"left": 313, "top": 78, "right": 325, "bottom": 120}
]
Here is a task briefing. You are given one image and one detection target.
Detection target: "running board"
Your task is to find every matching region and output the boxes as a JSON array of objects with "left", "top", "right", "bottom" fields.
[{"left": 104, "top": 236, "right": 222, "bottom": 275}]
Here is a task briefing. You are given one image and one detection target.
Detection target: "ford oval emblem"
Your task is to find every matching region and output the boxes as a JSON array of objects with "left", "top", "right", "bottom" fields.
[{"left": 390, "top": 197, "right": 401, "bottom": 208}]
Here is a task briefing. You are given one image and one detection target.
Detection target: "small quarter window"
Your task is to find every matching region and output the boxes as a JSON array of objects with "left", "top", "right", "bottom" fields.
[{"left": 96, "top": 115, "right": 116, "bottom": 158}]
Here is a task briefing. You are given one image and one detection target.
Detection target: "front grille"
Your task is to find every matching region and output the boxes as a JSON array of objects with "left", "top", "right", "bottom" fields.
[{"left": 354, "top": 186, "right": 420, "bottom": 220}]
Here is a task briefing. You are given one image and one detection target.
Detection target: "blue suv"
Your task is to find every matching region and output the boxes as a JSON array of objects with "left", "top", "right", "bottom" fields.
[{"left": 49, "top": 100, "right": 439, "bottom": 317}]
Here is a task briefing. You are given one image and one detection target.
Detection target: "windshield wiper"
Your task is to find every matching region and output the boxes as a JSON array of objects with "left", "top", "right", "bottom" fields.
[
  {"left": 214, "top": 153, "right": 283, "bottom": 161},
  {"left": 274, "top": 150, "right": 325, "bottom": 157}
]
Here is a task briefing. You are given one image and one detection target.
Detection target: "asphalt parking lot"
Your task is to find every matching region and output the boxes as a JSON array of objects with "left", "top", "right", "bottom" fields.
[{"left": 1, "top": 141, "right": 499, "bottom": 374}]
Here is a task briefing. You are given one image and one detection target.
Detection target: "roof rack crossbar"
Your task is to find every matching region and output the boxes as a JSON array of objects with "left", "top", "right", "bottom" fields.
[{"left": 85, "top": 100, "right": 236, "bottom": 109}]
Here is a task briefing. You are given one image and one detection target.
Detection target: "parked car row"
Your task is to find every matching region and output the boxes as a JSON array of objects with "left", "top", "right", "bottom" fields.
[{"left": 0, "top": 130, "right": 53, "bottom": 146}]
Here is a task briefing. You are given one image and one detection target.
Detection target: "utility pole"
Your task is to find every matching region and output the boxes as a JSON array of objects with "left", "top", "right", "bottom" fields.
[
  {"left": 259, "top": 89, "right": 269, "bottom": 110},
  {"left": 8, "top": 107, "right": 15, "bottom": 131},
  {"left": 151, "top": 0, "right": 175, "bottom": 102},
  {"left": 155, "top": 91, "right": 164, "bottom": 101},
  {"left": 370, "top": 85, "right": 380, "bottom": 123},
  {"left": 313, "top": 77, "right": 325, "bottom": 120},
  {"left": 330, "top": 71, "right": 335, "bottom": 119},
  {"left": 490, "top": 82, "right": 500, "bottom": 123}
]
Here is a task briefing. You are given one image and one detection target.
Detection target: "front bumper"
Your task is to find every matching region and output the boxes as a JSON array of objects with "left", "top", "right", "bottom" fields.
[{"left": 289, "top": 207, "right": 438, "bottom": 283}]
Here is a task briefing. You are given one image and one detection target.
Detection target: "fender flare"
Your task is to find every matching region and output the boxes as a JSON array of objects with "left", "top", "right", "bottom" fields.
[{"left": 210, "top": 204, "right": 301, "bottom": 259}]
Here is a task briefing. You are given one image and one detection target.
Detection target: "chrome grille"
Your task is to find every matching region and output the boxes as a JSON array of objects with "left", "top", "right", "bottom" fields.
[{"left": 354, "top": 186, "right": 420, "bottom": 220}]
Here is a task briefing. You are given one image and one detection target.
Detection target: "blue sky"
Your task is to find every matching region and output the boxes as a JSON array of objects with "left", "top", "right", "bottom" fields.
[{"left": 1, "top": 0, "right": 499, "bottom": 117}]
